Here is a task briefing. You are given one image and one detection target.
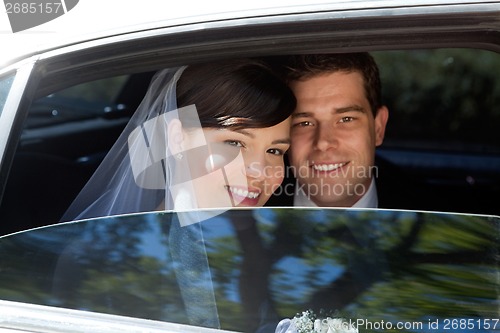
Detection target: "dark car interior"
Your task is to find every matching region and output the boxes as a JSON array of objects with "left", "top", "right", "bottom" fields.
[
  {"left": 0, "top": 48, "right": 499, "bottom": 235},
  {"left": 0, "top": 71, "right": 155, "bottom": 234}
]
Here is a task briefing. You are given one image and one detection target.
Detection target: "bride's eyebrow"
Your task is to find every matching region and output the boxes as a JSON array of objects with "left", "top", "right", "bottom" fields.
[
  {"left": 273, "top": 138, "right": 291, "bottom": 145},
  {"left": 226, "top": 129, "right": 290, "bottom": 144},
  {"left": 234, "top": 129, "right": 291, "bottom": 145},
  {"left": 233, "top": 129, "right": 254, "bottom": 138}
]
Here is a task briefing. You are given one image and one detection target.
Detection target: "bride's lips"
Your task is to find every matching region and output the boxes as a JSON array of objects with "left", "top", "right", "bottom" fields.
[
  {"left": 310, "top": 161, "right": 350, "bottom": 173},
  {"left": 225, "top": 185, "right": 261, "bottom": 206}
]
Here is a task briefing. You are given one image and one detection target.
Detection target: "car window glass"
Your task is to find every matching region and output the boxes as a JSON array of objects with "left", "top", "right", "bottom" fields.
[
  {"left": 1, "top": 48, "right": 499, "bottom": 237},
  {"left": 373, "top": 49, "right": 500, "bottom": 154},
  {"left": 24, "top": 75, "right": 128, "bottom": 129},
  {"left": 0, "top": 75, "right": 133, "bottom": 235},
  {"left": 371, "top": 49, "right": 500, "bottom": 216},
  {"left": 0, "top": 73, "right": 15, "bottom": 116},
  {"left": 0, "top": 208, "right": 497, "bottom": 332}
]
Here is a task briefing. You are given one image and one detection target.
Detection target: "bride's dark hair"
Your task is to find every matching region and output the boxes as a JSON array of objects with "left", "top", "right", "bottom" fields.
[{"left": 177, "top": 58, "right": 296, "bottom": 130}]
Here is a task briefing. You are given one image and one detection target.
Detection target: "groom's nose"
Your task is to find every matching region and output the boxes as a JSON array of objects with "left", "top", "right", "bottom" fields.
[{"left": 315, "top": 122, "right": 339, "bottom": 151}]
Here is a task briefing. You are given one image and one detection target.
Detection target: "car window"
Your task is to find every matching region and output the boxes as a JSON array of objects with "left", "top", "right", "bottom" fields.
[
  {"left": 0, "top": 48, "right": 499, "bottom": 237},
  {"left": 24, "top": 75, "right": 129, "bottom": 129},
  {"left": 0, "top": 74, "right": 15, "bottom": 117},
  {"left": 0, "top": 208, "right": 497, "bottom": 332},
  {"left": 0, "top": 74, "right": 136, "bottom": 235},
  {"left": 372, "top": 49, "right": 500, "bottom": 216},
  {"left": 373, "top": 49, "right": 500, "bottom": 154}
]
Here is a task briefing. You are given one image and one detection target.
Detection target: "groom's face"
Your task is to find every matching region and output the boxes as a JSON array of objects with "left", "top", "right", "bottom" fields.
[{"left": 288, "top": 70, "right": 388, "bottom": 207}]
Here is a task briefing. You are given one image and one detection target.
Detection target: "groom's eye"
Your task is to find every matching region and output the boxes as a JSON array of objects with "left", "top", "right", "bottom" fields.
[
  {"left": 339, "top": 116, "right": 355, "bottom": 123},
  {"left": 293, "top": 120, "right": 314, "bottom": 127}
]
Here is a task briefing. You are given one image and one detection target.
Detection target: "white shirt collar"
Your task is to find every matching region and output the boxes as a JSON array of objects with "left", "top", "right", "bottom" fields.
[{"left": 293, "top": 178, "right": 378, "bottom": 208}]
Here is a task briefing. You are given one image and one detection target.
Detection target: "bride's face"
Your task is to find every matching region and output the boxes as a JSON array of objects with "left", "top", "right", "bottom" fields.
[{"left": 180, "top": 117, "right": 291, "bottom": 208}]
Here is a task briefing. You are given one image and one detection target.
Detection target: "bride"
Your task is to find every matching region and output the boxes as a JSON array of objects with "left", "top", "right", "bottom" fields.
[{"left": 61, "top": 58, "right": 296, "bottom": 221}]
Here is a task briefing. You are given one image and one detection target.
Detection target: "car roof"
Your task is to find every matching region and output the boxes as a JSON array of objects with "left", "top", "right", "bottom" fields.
[{"left": 1, "top": 0, "right": 499, "bottom": 68}]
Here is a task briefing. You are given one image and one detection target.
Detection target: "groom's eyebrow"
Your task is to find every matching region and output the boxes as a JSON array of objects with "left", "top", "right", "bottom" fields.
[
  {"left": 336, "top": 105, "right": 366, "bottom": 114},
  {"left": 292, "top": 112, "right": 311, "bottom": 118}
]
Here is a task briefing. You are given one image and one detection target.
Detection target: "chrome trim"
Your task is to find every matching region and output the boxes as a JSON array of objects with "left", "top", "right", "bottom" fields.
[
  {"left": 0, "top": 60, "right": 35, "bottom": 169},
  {"left": 39, "top": 1, "right": 500, "bottom": 61},
  {"left": 0, "top": 300, "right": 238, "bottom": 333},
  {"left": 4, "top": 1, "right": 499, "bottom": 68}
]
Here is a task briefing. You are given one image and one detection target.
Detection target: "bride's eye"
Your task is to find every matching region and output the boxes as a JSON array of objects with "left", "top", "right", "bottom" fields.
[
  {"left": 267, "top": 148, "right": 285, "bottom": 156},
  {"left": 224, "top": 140, "right": 244, "bottom": 148}
]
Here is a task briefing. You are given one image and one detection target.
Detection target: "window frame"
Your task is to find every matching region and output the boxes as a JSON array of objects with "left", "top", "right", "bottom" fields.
[{"left": 1, "top": 2, "right": 500, "bottom": 219}]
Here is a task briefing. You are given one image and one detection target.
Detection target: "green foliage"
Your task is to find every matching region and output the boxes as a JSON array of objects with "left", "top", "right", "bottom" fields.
[{"left": 373, "top": 49, "right": 500, "bottom": 153}]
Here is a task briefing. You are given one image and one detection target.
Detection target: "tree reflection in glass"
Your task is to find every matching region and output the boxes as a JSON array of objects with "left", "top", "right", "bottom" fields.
[{"left": 0, "top": 209, "right": 497, "bottom": 333}]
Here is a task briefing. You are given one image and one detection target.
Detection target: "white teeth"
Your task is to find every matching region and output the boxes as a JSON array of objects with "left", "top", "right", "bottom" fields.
[
  {"left": 313, "top": 163, "right": 346, "bottom": 171},
  {"left": 227, "top": 186, "right": 260, "bottom": 199}
]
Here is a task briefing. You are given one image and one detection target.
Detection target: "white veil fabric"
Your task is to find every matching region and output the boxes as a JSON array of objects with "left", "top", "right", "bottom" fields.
[
  {"left": 62, "top": 66, "right": 195, "bottom": 222},
  {"left": 61, "top": 66, "right": 222, "bottom": 328}
]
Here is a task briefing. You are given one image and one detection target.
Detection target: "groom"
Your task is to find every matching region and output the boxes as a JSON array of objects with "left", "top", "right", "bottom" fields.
[{"left": 268, "top": 53, "right": 423, "bottom": 209}]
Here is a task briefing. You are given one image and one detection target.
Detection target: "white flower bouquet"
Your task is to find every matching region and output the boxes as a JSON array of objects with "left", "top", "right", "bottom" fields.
[{"left": 275, "top": 310, "right": 358, "bottom": 333}]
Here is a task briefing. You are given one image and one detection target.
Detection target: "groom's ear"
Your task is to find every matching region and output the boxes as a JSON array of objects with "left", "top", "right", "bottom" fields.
[{"left": 168, "top": 118, "right": 184, "bottom": 155}]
